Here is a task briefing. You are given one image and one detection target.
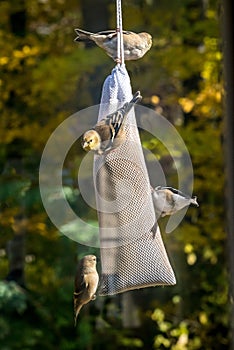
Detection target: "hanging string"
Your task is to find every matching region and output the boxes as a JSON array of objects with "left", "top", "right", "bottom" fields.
[{"left": 116, "top": 0, "right": 125, "bottom": 65}]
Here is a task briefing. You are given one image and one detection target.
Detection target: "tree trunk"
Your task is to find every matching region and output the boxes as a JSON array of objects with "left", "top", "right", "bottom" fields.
[
  {"left": 5, "top": 215, "right": 27, "bottom": 288},
  {"left": 223, "top": 0, "right": 234, "bottom": 348},
  {"left": 9, "top": 0, "right": 27, "bottom": 37}
]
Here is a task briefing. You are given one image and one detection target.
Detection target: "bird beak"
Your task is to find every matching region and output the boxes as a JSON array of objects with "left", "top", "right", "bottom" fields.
[{"left": 82, "top": 141, "right": 90, "bottom": 151}]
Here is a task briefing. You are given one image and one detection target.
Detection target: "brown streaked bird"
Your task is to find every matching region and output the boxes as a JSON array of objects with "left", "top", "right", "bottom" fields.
[
  {"left": 74, "top": 255, "right": 99, "bottom": 326},
  {"left": 74, "top": 28, "right": 152, "bottom": 61},
  {"left": 81, "top": 91, "right": 142, "bottom": 155},
  {"left": 151, "top": 186, "right": 199, "bottom": 218}
]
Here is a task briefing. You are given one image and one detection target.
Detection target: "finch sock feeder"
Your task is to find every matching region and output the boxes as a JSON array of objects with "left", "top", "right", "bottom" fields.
[{"left": 94, "top": 0, "right": 176, "bottom": 295}]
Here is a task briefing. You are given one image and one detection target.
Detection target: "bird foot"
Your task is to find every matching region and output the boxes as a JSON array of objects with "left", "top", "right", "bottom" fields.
[
  {"left": 91, "top": 294, "right": 96, "bottom": 300},
  {"left": 115, "top": 58, "right": 122, "bottom": 64}
]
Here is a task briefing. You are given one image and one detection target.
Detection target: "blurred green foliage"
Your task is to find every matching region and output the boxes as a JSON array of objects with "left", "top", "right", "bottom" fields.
[{"left": 0, "top": 0, "right": 228, "bottom": 349}]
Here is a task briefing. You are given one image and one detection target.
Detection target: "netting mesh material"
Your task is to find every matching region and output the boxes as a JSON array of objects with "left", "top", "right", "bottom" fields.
[{"left": 94, "top": 65, "right": 176, "bottom": 295}]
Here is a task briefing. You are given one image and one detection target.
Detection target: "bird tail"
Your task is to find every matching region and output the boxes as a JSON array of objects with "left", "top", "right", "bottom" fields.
[
  {"left": 74, "top": 291, "right": 83, "bottom": 327},
  {"left": 74, "top": 28, "right": 94, "bottom": 41},
  {"left": 130, "top": 91, "right": 142, "bottom": 106},
  {"left": 121, "top": 91, "right": 142, "bottom": 117},
  {"left": 191, "top": 196, "right": 199, "bottom": 207},
  {"left": 74, "top": 304, "right": 82, "bottom": 327}
]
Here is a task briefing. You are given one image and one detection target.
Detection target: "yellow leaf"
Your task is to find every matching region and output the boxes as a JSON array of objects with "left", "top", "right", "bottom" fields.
[
  {"left": 151, "top": 95, "right": 160, "bottom": 105},
  {"left": 184, "top": 243, "right": 193, "bottom": 253},
  {"left": 0, "top": 57, "right": 9, "bottom": 65},
  {"left": 187, "top": 252, "right": 197, "bottom": 265},
  {"left": 199, "top": 312, "right": 208, "bottom": 325},
  {"left": 13, "top": 50, "right": 24, "bottom": 58},
  {"left": 178, "top": 97, "right": 195, "bottom": 113}
]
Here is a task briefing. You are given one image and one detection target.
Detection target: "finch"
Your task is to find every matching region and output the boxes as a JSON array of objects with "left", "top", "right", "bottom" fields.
[
  {"left": 151, "top": 186, "right": 199, "bottom": 218},
  {"left": 74, "top": 28, "right": 152, "bottom": 61},
  {"left": 73, "top": 255, "right": 99, "bottom": 326},
  {"left": 82, "top": 91, "right": 142, "bottom": 155}
]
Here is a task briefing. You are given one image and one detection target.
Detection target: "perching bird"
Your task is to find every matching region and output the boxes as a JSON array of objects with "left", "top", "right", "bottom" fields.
[
  {"left": 73, "top": 255, "right": 99, "bottom": 326},
  {"left": 151, "top": 186, "right": 199, "bottom": 218},
  {"left": 82, "top": 91, "right": 142, "bottom": 155},
  {"left": 74, "top": 29, "right": 152, "bottom": 61}
]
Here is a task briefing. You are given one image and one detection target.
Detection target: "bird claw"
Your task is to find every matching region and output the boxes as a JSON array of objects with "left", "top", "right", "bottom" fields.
[{"left": 115, "top": 58, "right": 122, "bottom": 64}]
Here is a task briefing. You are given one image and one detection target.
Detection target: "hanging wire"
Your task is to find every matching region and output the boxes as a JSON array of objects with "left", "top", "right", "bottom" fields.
[{"left": 116, "top": 0, "right": 125, "bottom": 65}]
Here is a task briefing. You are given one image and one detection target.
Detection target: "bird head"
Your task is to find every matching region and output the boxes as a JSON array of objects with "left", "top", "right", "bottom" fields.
[
  {"left": 82, "top": 130, "right": 101, "bottom": 152},
  {"left": 82, "top": 254, "right": 97, "bottom": 268},
  {"left": 140, "top": 32, "right": 153, "bottom": 47}
]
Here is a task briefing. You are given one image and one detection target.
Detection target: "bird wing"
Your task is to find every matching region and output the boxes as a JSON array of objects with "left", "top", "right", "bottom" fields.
[
  {"left": 94, "top": 92, "right": 141, "bottom": 151},
  {"left": 75, "top": 29, "right": 133, "bottom": 41},
  {"left": 108, "top": 109, "right": 127, "bottom": 141},
  {"left": 92, "top": 110, "right": 125, "bottom": 152},
  {"left": 160, "top": 186, "right": 191, "bottom": 199},
  {"left": 74, "top": 272, "right": 87, "bottom": 294},
  {"left": 96, "top": 108, "right": 127, "bottom": 141},
  {"left": 95, "top": 30, "right": 133, "bottom": 37},
  {"left": 94, "top": 123, "right": 112, "bottom": 143},
  {"left": 83, "top": 272, "right": 91, "bottom": 289}
]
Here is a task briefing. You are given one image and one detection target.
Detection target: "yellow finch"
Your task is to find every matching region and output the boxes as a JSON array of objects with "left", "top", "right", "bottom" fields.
[
  {"left": 73, "top": 255, "right": 99, "bottom": 326},
  {"left": 82, "top": 91, "right": 142, "bottom": 155},
  {"left": 74, "top": 29, "right": 152, "bottom": 61},
  {"left": 152, "top": 186, "right": 199, "bottom": 218}
]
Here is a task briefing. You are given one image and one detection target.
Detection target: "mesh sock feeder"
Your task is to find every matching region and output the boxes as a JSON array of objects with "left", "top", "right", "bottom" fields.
[{"left": 94, "top": 0, "right": 176, "bottom": 295}]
